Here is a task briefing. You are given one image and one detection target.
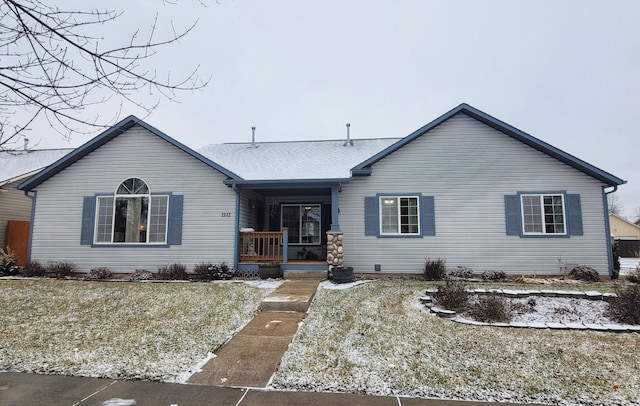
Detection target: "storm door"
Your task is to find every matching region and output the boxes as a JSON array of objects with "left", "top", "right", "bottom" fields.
[{"left": 281, "top": 204, "right": 321, "bottom": 245}]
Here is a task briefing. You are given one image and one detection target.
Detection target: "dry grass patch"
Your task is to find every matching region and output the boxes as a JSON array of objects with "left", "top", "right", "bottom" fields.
[
  {"left": 272, "top": 280, "right": 640, "bottom": 405},
  {"left": 0, "top": 279, "right": 271, "bottom": 381}
]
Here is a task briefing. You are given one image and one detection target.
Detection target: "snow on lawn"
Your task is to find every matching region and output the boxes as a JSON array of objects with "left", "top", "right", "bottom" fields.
[
  {"left": 0, "top": 279, "right": 273, "bottom": 382},
  {"left": 272, "top": 280, "right": 640, "bottom": 406},
  {"left": 620, "top": 257, "right": 640, "bottom": 275}
]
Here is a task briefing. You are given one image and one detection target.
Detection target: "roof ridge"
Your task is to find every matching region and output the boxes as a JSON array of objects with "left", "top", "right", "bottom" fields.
[{"left": 200, "top": 137, "right": 403, "bottom": 147}]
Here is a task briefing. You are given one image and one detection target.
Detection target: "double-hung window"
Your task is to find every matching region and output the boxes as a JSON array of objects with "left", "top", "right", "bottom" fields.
[
  {"left": 94, "top": 178, "right": 169, "bottom": 244},
  {"left": 520, "top": 194, "right": 566, "bottom": 235},
  {"left": 364, "top": 194, "right": 435, "bottom": 237},
  {"left": 380, "top": 196, "right": 420, "bottom": 235}
]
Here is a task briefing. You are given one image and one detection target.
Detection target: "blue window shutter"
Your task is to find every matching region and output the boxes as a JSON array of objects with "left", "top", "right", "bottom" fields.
[
  {"left": 364, "top": 196, "right": 378, "bottom": 236},
  {"left": 80, "top": 196, "right": 95, "bottom": 245},
  {"left": 421, "top": 196, "right": 435, "bottom": 236},
  {"left": 168, "top": 195, "right": 184, "bottom": 245},
  {"left": 504, "top": 195, "right": 520, "bottom": 236},
  {"left": 566, "top": 194, "right": 583, "bottom": 236}
]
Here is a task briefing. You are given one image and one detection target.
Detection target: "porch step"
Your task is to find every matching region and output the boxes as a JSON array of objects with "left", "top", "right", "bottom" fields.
[
  {"left": 283, "top": 269, "right": 328, "bottom": 279},
  {"left": 259, "top": 278, "right": 323, "bottom": 312}
]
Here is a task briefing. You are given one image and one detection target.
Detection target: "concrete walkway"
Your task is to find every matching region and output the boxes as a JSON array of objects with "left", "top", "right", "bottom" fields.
[
  {"left": 188, "top": 277, "right": 322, "bottom": 387},
  {"left": 0, "top": 372, "right": 540, "bottom": 406}
]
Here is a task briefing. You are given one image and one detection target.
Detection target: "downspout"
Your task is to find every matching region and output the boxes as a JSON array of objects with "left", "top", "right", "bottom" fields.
[
  {"left": 331, "top": 184, "right": 340, "bottom": 231},
  {"left": 23, "top": 190, "right": 37, "bottom": 264},
  {"left": 603, "top": 185, "right": 618, "bottom": 278}
]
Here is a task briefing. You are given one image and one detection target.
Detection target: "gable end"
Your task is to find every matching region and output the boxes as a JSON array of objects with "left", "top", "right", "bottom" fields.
[
  {"left": 352, "top": 104, "right": 625, "bottom": 186},
  {"left": 18, "top": 116, "right": 243, "bottom": 191}
]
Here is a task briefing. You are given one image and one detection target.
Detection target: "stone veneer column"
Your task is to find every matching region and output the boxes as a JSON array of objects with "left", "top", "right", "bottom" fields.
[{"left": 326, "top": 230, "right": 344, "bottom": 268}]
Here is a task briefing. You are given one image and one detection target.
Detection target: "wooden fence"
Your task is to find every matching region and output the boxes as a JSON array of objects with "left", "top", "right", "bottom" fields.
[{"left": 6, "top": 220, "right": 29, "bottom": 266}]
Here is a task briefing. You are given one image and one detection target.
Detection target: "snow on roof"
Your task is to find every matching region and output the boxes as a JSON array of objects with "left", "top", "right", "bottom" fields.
[
  {"left": 197, "top": 138, "right": 400, "bottom": 181},
  {"left": 0, "top": 149, "right": 74, "bottom": 185}
]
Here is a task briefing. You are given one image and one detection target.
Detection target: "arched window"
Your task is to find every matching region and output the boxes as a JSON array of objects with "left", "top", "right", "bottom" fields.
[{"left": 94, "top": 178, "right": 169, "bottom": 244}]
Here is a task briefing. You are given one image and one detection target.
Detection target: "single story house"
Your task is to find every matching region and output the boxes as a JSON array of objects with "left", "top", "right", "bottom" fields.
[
  {"left": 18, "top": 103, "right": 625, "bottom": 276},
  {"left": 609, "top": 213, "right": 640, "bottom": 257},
  {"left": 1, "top": 146, "right": 74, "bottom": 264}
]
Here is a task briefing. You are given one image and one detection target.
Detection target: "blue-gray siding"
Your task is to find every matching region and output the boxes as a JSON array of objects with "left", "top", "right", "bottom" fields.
[
  {"left": 29, "top": 125, "right": 237, "bottom": 273},
  {"left": 339, "top": 114, "right": 610, "bottom": 275}
]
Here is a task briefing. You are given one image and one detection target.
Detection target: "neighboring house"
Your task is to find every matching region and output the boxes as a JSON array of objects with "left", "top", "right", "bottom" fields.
[
  {"left": 0, "top": 148, "right": 74, "bottom": 264},
  {"left": 610, "top": 213, "right": 640, "bottom": 240},
  {"left": 18, "top": 104, "right": 625, "bottom": 276},
  {"left": 609, "top": 213, "right": 640, "bottom": 257}
]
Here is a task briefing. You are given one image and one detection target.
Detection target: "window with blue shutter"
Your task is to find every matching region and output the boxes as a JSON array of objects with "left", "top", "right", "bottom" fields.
[
  {"left": 364, "top": 194, "right": 435, "bottom": 237},
  {"left": 80, "top": 179, "right": 184, "bottom": 246},
  {"left": 505, "top": 192, "right": 582, "bottom": 238}
]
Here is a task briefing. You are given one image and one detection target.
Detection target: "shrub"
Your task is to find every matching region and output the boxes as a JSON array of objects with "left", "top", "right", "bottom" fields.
[
  {"left": 157, "top": 263, "right": 188, "bottom": 280},
  {"left": 87, "top": 267, "right": 112, "bottom": 280},
  {"left": 481, "top": 270, "right": 507, "bottom": 281},
  {"left": 607, "top": 285, "right": 640, "bottom": 325},
  {"left": 569, "top": 265, "right": 600, "bottom": 282},
  {"left": 193, "top": 262, "right": 212, "bottom": 280},
  {"left": 129, "top": 269, "right": 154, "bottom": 281},
  {"left": 48, "top": 261, "right": 77, "bottom": 279},
  {"left": 612, "top": 240, "right": 620, "bottom": 278},
  {"left": 509, "top": 297, "right": 537, "bottom": 315},
  {"left": 20, "top": 260, "right": 46, "bottom": 277},
  {"left": 424, "top": 257, "right": 447, "bottom": 281},
  {"left": 0, "top": 247, "right": 18, "bottom": 275},
  {"left": 193, "top": 262, "right": 234, "bottom": 281},
  {"left": 450, "top": 267, "right": 474, "bottom": 279},
  {"left": 467, "top": 295, "right": 511, "bottom": 323},
  {"left": 433, "top": 280, "right": 469, "bottom": 311},
  {"left": 627, "top": 266, "right": 640, "bottom": 284}
]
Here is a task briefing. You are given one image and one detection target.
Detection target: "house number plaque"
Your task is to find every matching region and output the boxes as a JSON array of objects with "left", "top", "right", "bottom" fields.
[{"left": 221, "top": 212, "right": 232, "bottom": 217}]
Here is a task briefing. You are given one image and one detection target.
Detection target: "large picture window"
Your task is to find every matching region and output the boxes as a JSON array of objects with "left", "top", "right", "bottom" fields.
[
  {"left": 521, "top": 194, "right": 566, "bottom": 235},
  {"left": 379, "top": 196, "right": 420, "bottom": 235},
  {"left": 281, "top": 204, "right": 321, "bottom": 245},
  {"left": 94, "top": 178, "right": 169, "bottom": 244}
]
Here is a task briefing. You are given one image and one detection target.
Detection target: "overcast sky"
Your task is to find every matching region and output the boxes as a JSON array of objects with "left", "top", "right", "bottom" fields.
[{"left": 30, "top": 0, "right": 640, "bottom": 219}]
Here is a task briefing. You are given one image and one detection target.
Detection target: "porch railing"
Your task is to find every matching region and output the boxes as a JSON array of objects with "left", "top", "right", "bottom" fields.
[{"left": 239, "top": 229, "right": 288, "bottom": 262}]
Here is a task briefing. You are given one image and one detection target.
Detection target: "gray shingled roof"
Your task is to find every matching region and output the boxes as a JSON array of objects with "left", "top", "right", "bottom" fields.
[
  {"left": 0, "top": 149, "right": 74, "bottom": 186},
  {"left": 197, "top": 138, "right": 400, "bottom": 180}
]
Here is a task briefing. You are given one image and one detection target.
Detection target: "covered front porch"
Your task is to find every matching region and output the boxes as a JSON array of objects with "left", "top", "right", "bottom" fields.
[{"left": 229, "top": 180, "right": 343, "bottom": 274}]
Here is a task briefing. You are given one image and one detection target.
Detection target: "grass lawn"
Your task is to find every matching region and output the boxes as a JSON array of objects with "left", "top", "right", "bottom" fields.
[
  {"left": 0, "top": 279, "right": 271, "bottom": 381},
  {"left": 272, "top": 280, "right": 640, "bottom": 406}
]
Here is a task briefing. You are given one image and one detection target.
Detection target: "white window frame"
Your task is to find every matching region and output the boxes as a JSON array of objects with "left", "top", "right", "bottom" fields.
[
  {"left": 520, "top": 194, "right": 566, "bottom": 235},
  {"left": 379, "top": 196, "right": 420, "bottom": 236},
  {"left": 94, "top": 178, "right": 170, "bottom": 244}
]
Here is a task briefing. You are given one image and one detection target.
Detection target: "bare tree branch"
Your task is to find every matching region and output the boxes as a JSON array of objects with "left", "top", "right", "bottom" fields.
[
  {"left": 608, "top": 194, "right": 624, "bottom": 216},
  {"left": 0, "top": 0, "right": 209, "bottom": 151}
]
